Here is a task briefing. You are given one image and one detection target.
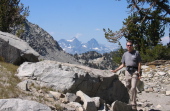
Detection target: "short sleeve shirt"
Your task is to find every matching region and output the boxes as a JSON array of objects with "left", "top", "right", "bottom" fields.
[{"left": 121, "top": 50, "right": 141, "bottom": 67}]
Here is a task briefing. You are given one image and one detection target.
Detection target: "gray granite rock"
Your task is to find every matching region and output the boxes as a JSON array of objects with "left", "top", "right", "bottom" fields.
[
  {"left": 17, "top": 60, "right": 129, "bottom": 104},
  {"left": 0, "top": 99, "right": 51, "bottom": 111},
  {"left": 0, "top": 31, "right": 39, "bottom": 65}
]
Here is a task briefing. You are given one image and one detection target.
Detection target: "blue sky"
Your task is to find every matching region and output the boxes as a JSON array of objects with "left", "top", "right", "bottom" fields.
[{"left": 20, "top": 0, "right": 169, "bottom": 47}]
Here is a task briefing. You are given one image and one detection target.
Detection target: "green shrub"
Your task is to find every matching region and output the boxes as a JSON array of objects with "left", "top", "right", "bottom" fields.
[{"left": 140, "top": 44, "right": 170, "bottom": 62}]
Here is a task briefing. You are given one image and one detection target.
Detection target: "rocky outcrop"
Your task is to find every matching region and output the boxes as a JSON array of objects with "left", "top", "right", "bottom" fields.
[
  {"left": 0, "top": 31, "right": 39, "bottom": 65},
  {"left": 0, "top": 99, "right": 51, "bottom": 111},
  {"left": 14, "top": 60, "right": 170, "bottom": 110},
  {"left": 16, "top": 60, "right": 129, "bottom": 104},
  {"left": 11, "top": 20, "right": 79, "bottom": 64}
]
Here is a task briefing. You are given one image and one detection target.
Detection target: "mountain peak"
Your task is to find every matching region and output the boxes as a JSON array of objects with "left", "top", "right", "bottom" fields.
[
  {"left": 67, "top": 37, "right": 79, "bottom": 42},
  {"left": 87, "top": 38, "right": 98, "bottom": 44},
  {"left": 58, "top": 38, "right": 117, "bottom": 54},
  {"left": 90, "top": 38, "right": 97, "bottom": 41}
]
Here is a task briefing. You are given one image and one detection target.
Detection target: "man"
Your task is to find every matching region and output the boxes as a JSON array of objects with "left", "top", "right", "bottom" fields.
[{"left": 112, "top": 40, "right": 142, "bottom": 110}]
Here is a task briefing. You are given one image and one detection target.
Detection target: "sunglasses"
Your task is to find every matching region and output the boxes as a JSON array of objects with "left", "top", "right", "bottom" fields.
[{"left": 127, "top": 45, "right": 132, "bottom": 46}]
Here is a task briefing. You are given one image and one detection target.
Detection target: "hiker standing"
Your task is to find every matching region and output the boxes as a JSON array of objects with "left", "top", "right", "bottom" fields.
[{"left": 111, "top": 40, "right": 142, "bottom": 110}]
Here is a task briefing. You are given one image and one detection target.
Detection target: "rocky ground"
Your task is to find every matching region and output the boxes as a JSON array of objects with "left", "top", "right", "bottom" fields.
[
  {"left": 119, "top": 60, "right": 170, "bottom": 111},
  {"left": 137, "top": 91, "right": 170, "bottom": 111},
  {"left": 0, "top": 60, "right": 169, "bottom": 111}
]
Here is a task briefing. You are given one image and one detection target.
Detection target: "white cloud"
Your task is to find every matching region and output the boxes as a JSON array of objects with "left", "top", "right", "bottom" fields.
[
  {"left": 75, "top": 33, "right": 82, "bottom": 38},
  {"left": 95, "top": 28, "right": 101, "bottom": 31},
  {"left": 161, "top": 36, "right": 169, "bottom": 45}
]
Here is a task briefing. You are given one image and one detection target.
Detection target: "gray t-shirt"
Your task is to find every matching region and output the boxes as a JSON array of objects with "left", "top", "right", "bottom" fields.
[{"left": 121, "top": 50, "right": 141, "bottom": 67}]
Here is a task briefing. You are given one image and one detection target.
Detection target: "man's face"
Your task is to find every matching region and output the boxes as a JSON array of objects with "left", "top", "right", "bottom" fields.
[{"left": 126, "top": 42, "right": 133, "bottom": 52}]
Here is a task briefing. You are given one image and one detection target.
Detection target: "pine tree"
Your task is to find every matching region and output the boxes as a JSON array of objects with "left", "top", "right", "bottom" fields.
[
  {"left": 145, "top": 10, "right": 165, "bottom": 47},
  {"left": 122, "top": 10, "right": 165, "bottom": 53},
  {"left": 0, "top": 0, "right": 29, "bottom": 32},
  {"left": 104, "top": 0, "right": 169, "bottom": 45}
]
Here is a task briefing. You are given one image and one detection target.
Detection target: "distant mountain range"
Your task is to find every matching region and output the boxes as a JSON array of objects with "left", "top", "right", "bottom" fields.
[{"left": 58, "top": 37, "right": 118, "bottom": 54}]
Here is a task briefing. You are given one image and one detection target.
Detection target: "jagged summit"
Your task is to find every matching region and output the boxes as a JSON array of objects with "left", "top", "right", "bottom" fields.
[
  {"left": 58, "top": 38, "right": 117, "bottom": 54},
  {"left": 67, "top": 37, "right": 80, "bottom": 42}
]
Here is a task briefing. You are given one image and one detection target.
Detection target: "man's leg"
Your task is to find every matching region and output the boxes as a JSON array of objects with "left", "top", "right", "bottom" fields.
[
  {"left": 125, "top": 70, "right": 132, "bottom": 106},
  {"left": 130, "top": 72, "right": 138, "bottom": 105},
  {"left": 125, "top": 70, "right": 132, "bottom": 92},
  {"left": 125, "top": 71, "right": 138, "bottom": 104}
]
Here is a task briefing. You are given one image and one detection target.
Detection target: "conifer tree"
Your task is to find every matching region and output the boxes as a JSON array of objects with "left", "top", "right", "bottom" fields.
[
  {"left": 104, "top": 0, "right": 169, "bottom": 45},
  {"left": 0, "top": 0, "right": 29, "bottom": 32},
  {"left": 122, "top": 9, "right": 165, "bottom": 53}
]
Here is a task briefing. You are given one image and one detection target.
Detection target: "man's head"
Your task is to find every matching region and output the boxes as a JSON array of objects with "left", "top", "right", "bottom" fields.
[{"left": 126, "top": 40, "right": 133, "bottom": 52}]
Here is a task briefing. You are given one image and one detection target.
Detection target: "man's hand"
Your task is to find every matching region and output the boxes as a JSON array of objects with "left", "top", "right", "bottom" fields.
[
  {"left": 137, "top": 72, "right": 141, "bottom": 79},
  {"left": 111, "top": 70, "right": 117, "bottom": 73},
  {"left": 111, "top": 64, "right": 124, "bottom": 73}
]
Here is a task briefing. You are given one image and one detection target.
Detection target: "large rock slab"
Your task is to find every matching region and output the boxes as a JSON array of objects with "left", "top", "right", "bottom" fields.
[
  {"left": 0, "top": 99, "right": 51, "bottom": 111},
  {"left": 17, "top": 60, "right": 129, "bottom": 104},
  {"left": 0, "top": 31, "right": 39, "bottom": 65}
]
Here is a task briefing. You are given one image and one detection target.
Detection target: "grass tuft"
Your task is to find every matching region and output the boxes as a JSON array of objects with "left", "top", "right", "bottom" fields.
[{"left": 0, "top": 61, "right": 21, "bottom": 99}]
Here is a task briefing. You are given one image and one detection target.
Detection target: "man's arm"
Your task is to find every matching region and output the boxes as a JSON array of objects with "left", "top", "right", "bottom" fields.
[
  {"left": 137, "top": 62, "right": 142, "bottom": 77},
  {"left": 111, "top": 63, "right": 125, "bottom": 73}
]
